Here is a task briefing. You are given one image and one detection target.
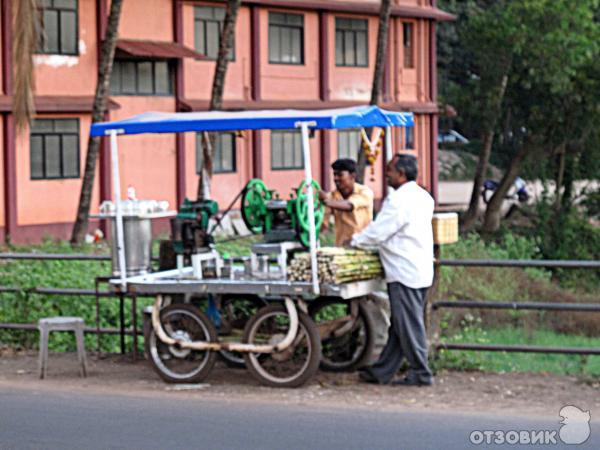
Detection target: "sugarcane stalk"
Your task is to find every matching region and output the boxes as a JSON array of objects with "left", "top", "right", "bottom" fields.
[{"left": 288, "top": 246, "right": 383, "bottom": 283}]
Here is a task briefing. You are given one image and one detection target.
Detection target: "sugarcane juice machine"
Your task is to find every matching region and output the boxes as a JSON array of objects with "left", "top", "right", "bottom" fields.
[
  {"left": 170, "top": 198, "right": 222, "bottom": 278},
  {"left": 241, "top": 178, "right": 325, "bottom": 279}
]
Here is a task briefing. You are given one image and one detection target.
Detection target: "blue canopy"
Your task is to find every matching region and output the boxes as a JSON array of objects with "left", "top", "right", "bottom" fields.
[{"left": 90, "top": 105, "right": 413, "bottom": 137}]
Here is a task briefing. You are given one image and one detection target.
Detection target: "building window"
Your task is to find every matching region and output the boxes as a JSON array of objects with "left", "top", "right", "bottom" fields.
[
  {"left": 335, "top": 18, "right": 368, "bottom": 67},
  {"left": 271, "top": 130, "right": 303, "bottom": 170},
  {"left": 405, "top": 127, "right": 415, "bottom": 150},
  {"left": 37, "top": 0, "right": 78, "bottom": 55},
  {"left": 196, "top": 133, "right": 236, "bottom": 174},
  {"left": 268, "top": 12, "right": 304, "bottom": 65},
  {"left": 337, "top": 129, "right": 361, "bottom": 160},
  {"left": 194, "top": 6, "right": 235, "bottom": 60},
  {"left": 110, "top": 60, "right": 174, "bottom": 96},
  {"left": 30, "top": 119, "right": 80, "bottom": 180},
  {"left": 403, "top": 22, "right": 414, "bottom": 68}
]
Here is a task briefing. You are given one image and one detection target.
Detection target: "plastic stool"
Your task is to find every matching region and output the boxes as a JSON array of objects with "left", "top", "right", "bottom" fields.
[{"left": 38, "top": 317, "right": 87, "bottom": 379}]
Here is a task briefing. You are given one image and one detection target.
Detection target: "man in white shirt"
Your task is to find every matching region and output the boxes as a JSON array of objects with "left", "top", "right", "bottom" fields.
[{"left": 351, "top": 154, "right": 434, "bottom": 386}]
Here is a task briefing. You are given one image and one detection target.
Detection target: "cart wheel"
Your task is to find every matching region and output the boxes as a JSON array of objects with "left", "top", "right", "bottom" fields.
[
  {"left": 218, "top": 295, "right": 266, "bottom": 368},
  {"left": 243, "top": 304, "right": 321, "bottom": 388},
  {"left": 145, "top": 304, "right": 218, "bottom": 383},
  {"left": 309, "top": 298, "right": 376, "bottom": 372}
]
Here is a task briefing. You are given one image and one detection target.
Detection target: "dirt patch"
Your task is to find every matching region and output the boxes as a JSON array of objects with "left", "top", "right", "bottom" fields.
[{"left": 1, "top": 351, "right": 598, "bottom": 418}]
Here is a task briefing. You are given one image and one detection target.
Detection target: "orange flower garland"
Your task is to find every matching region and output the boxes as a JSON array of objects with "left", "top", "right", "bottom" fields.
[{"left": 360, "top": 128, "right": 384, "bottom": 181}]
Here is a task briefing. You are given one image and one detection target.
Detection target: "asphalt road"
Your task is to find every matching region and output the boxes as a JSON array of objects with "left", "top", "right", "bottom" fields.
[{"left": 0, "top": 387, "right": 597, "bottom": 450}]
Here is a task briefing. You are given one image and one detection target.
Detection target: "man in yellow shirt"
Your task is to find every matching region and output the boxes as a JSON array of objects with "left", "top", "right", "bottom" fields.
[{"left": 319, "top": 158, "right": 374, "bottom": 246}]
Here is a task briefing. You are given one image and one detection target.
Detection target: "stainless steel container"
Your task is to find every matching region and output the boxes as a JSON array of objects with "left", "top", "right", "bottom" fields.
[
  {"left": 97, "top": 199, "right": 173, "bottom": 278},
  {"left": 110, "top": 216, "right": 153, "bottom": 277}
]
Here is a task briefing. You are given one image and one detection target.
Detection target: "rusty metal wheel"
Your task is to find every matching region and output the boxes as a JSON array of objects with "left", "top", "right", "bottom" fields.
[
  {"left": 243, "top": 304, "right": 321, "bottom": 388},
  {"left": 309, "top": 298, "right": 375, "bottom": 372},
  {"left": 145, "top": 304, "right": 217, "bottom": 383}
]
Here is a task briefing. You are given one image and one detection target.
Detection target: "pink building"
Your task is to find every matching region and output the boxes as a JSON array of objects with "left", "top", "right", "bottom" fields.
[{"left": 0, "top": 0, "right": 452, "bottom": 243}]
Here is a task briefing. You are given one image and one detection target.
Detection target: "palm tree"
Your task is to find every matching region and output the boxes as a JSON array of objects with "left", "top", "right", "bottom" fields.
[
  {"left": 12, "top": 0, "right": 38, "bottom": 132},
  {"left": 198, "top": 0, "right": 241, "bottom": 199},
  {"left": 70, "top": 0, "right": 124, "bottom": 244},
  {"left": 356, "top": 0, "right": 392, "bottom": 184}
]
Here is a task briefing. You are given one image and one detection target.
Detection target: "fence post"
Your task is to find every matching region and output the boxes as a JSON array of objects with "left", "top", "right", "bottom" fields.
[
  {"left": 426, "top": 244, "right": 442, "bottom": 357},
  {"left": 95, "top": 277, "right": 101, "bottom": 354}
]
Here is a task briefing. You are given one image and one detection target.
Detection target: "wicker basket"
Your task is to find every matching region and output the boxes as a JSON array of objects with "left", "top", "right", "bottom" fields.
[{"left": 432, "top": 212, "right": 459, "bottom": 245}]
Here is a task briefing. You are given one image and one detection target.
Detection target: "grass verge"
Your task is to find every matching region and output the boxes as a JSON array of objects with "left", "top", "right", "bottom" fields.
[{"left": 436, "top": 324, "right": 600, "bottom": 377}]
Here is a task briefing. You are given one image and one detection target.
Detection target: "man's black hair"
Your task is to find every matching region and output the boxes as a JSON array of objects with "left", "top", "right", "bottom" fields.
[
  {"left": 331, "top": 158, "right": 357, "bottom": 173},
  {"left": 394, "top": 154, "right": 418, "bottom": 181}
]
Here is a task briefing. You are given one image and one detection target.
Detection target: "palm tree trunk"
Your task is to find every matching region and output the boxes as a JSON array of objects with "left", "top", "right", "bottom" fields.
[
  {"left": 197, "top": 0, "right": 241, "bottom": 200},
  {"left": 461, "top": 74, "right": 508, "bottom": 231},
  {"left": 70, "top": 0, "right": 123, "bottom": 245},
  {"left": 369, "top": 0, "right": 392, "bottom": 107},
  {"left": 12, "top": 0, "right": 38, "bottom": 132},
  {"left": 356, "top": 0, "right": 392, "bottom": 184}
]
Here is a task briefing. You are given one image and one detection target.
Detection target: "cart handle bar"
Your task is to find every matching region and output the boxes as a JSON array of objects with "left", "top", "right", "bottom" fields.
[{"left": 151, "top": 296, "right": 299, "bottom": 353}]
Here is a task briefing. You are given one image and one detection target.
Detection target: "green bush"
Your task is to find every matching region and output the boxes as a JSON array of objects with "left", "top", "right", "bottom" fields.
[
  {"left": 534, "top": 199, "right": 600, "bottom": 292},
  {"left": 0, "top": 240, "right": 143, "bottom": 352},
  {"left": 432, "top": 313, "right": 490, "bottom": 372},
  {"left": 0, "top": 236, "right": 266, "bottom": 352},
  {"left": 581, "top": 187, "right": 600, "bottom": 221}
]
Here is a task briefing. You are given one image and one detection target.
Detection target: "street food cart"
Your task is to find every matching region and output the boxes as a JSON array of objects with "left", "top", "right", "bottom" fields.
[{"left": 90, "top": 106, "right": 413, "bottom": 387}]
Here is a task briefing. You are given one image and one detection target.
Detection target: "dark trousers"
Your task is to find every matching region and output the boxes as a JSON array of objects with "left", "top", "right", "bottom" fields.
[{"left": 369, "top": 282, "right": 432, "bottom": 384}]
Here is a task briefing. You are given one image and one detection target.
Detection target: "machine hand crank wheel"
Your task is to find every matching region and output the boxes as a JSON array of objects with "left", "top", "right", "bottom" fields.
[
  {"left": 243, "top": 304, "right": 321, "bottom": 388},
  {"left": 308, "top": 298, "right": 376, "bottom": 372},
  {"left": 145, "top": 304, "right": 218, "bottom": 383},
  {"left": 295, "top": 179, "right": 325, "bottom": 248},
  {"left": 218, "top": 295, "right": 267, "bottom": 368},
  {"left": 241, "top": 179, "right": 271, "bottom": 234}
]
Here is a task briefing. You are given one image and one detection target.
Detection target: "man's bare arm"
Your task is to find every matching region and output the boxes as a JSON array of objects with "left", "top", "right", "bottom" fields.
[
  {"left": 323, "top": 198, "right": 353, "bottom": 211},
  {"left": 318, "top": 190, "right": 353, "bottom": 211}
]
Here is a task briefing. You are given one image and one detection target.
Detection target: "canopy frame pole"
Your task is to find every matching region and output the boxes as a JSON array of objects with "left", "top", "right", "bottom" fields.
[
  {"left": 296, "top": 121, "right": 319, "bottom": 295},
  {"left": 108, "top": 129, "right": 127, "bottom": 289},
  {"left": 385, "top": 126, "right": 393, "bottom": 162}
]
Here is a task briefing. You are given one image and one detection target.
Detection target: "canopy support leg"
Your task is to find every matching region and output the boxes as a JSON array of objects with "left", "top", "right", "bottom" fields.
[
  {"left": 296, "top": 121, "right": 319, "bottom": 295},
  {"left": 385, "top": 126, "right": 393, "bottom": 162},
  {"left": 109, "top": 130, "right": 127, "bottom": 289}
]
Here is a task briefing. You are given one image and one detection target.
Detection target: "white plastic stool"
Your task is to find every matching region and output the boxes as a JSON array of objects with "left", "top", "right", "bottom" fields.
[{"left": 38, "top": 317, "right": 87, "bottom": 379}]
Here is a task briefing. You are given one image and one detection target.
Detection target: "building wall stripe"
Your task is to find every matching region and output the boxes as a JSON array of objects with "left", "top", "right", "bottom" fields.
[
  {"left": 429, "top": 1, "right": 438, "bottom": 203},
  {"left": 251, "top": 6, "right": 262, "bottom": 179},
  {"left": 2, "top": 0, "right": 16, "bottom": 242},
  {"left": 174, "top": 0, "right": 186, "bottom": 205},
  {"left": 318, "top": 11, "right": 330, "bottom": 191}
]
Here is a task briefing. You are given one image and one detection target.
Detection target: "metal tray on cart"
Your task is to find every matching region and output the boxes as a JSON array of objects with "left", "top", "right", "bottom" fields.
[{"left": 119, "top": 267, "right": 384, "bottom": 299}]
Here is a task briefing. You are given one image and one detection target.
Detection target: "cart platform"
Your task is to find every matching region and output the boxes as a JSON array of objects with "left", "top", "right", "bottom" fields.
[{"left": 118, "top": 266, "right": 384, "bottom": 299}]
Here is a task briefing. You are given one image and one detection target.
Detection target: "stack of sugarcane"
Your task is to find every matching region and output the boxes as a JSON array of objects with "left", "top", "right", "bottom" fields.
[{"left": 288, "top": 247, "right": 382, "bottom": 284}]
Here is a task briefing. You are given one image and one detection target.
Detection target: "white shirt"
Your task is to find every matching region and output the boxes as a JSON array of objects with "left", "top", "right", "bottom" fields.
[{"left": 351, "top": 181, "right": 434, "bottom": 288}]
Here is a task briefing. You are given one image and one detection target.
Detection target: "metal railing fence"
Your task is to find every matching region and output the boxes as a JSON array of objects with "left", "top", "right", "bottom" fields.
[
  {"left": 1, "top": 252, "right": 599, "bottom": 357},
  {"left": 428, "top": 256, "right": 600, "bottom": 356}
]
